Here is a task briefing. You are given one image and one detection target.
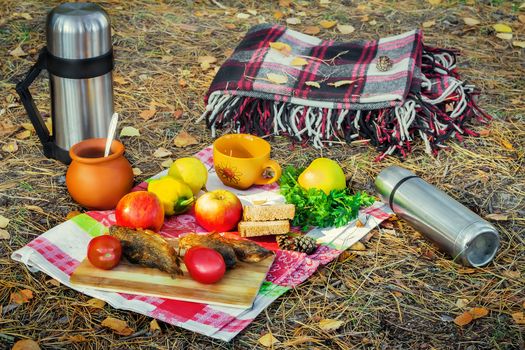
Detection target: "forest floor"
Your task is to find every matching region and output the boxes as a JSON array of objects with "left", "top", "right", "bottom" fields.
[{"left": 0, "top": 0, "right": 524, "bottom": 349}]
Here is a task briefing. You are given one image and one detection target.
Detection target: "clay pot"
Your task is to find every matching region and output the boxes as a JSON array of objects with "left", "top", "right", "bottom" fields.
[{"left": 66, "top": 138, "right": 134, "bottom": 210}]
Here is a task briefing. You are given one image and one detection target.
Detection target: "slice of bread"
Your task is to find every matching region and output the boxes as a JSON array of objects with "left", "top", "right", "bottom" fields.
[
  {"left": 243, "top": 204, "right": 295, "bottom": 221},
  {"left": 238, "top": 220, "right": 290, "bottom": 237}
]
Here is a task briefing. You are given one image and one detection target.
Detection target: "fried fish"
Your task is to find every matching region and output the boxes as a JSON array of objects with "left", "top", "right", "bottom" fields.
[
  {"left": 178, "top": 233, "right": 237, "bottom": 269},
  {"left": 109, "top": 225, "right": 183, "bottom": 277},
  {"left": 179, "top": 233, "right": 273, "bottom": 267},
  {"left": 211, "top": 234, "right": 273, "bottom": 263}
]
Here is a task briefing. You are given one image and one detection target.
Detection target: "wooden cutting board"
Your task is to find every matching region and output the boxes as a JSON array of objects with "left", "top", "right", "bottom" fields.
[{"left": 70, "top": 253, "right": 274, "bottom": 309}]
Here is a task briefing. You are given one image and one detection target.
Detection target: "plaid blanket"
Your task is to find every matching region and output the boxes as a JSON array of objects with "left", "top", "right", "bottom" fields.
[{"left": 199, "top": 24, "right": 491, "bottom": 160}]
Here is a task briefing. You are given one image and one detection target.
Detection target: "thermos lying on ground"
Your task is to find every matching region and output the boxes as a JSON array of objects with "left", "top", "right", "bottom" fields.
[
  {"left": 375, "top": 166, "right": 499, "bottom": 267},
  {"left": 16, "top": 2, "right": 114, "bottom": 164}
]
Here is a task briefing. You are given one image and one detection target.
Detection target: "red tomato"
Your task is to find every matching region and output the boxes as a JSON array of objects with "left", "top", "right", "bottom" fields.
[
  {"left": 184, "top": 247, "right": 226, "bottom": 284},
  {"left": 87, "top": 235, "right": 122, "bottom": 270}
]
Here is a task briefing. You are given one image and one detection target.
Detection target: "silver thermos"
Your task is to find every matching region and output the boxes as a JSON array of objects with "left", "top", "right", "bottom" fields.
[
  {"left": 16, "top": 2, "right": 114, "bottom": 164},
  {"left": 375, "top": 166, "right": 499, "bottom": 267}
]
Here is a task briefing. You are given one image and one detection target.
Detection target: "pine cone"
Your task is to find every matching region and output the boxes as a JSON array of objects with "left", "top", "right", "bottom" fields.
[
  {"left": 376, "top": 55, "right": 393, "bottom": 72},
  {"left": 276, "top": 235, "right": 294, "bottom": 250},
  {"left": 293, "top": 235, "right": 317, "bottom": 255}
]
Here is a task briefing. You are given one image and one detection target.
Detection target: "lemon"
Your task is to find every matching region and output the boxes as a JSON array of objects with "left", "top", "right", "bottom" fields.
[
  {"left": 148, "top": 176, "right": 194, "bottom": 216},
  {"left": 168, "top": 157, "right": 208, "bottom": 195},
  {"left": 298, "top": 158, "right": 346, "bottom": 195}
]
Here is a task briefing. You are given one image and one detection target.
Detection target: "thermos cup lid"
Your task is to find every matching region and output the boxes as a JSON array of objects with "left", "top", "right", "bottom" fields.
[
  {"left": 374, "top": 166, "right": 417, "bottom": 207},
  {"left": 46, "top": 2, "right": 111, "bottom": 59}
]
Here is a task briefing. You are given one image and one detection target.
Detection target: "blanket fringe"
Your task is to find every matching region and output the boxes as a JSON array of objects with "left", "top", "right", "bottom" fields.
[{"left": 199, "top": 47, "right": 491, "bottom": 160}]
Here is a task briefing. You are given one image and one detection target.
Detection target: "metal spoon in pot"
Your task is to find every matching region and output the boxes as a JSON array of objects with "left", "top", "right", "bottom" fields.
[{"left": 104, "top": 112, "right": 119, "bottom": 157}]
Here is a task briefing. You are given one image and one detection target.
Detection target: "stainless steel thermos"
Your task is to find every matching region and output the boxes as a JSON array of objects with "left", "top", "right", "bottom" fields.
[
  {"left": 16, "top": 3, "right": 114, "bottom": 164},
  {"left": 375, "top": 166, "right": 499, "bottom": 267}
]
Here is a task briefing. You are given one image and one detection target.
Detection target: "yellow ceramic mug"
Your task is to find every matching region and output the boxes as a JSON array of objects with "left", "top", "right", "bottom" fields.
[{"left": 213, "top": 134, "right": 282, "bottom": 190}]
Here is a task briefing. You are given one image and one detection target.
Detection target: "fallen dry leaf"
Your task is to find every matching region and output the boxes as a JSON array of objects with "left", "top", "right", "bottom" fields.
[
  {"left": 132, "top": 167, "right": 142, "bottom": 176},
  {"left": 2, "top": 140, "right": 19, "bottom": 153},
  {"left": 320, "top": 20, "right": 337, "bottom": 29},
  {"left": 286, "top": 17, "right": 301, "bottom": 25},
  {"left": 14, "top": 12, "right": 33, "bottom": 20},
  {"left": 236, "top": 13, "right": 250, "bottom": 19},
  {"left": 500, "top": 139, "right": 514, "bottom": 150},
  {"left": 12, "top": 339, "right": 40, "bottom": 350},
  {"left": 174, "top": 131, "right": 198, "bottom": 148},
  {"left": 279, "top": 0, "right": 292, "bottom": 6},
  {"left": 305, "top": 81, "right": 321, "bottom": 88},
  {"left": 502, "top": 270, "right": 521, "bottom": 279},
  {"left": 369, "top": 19, "right": 377, "bottom": 25},
  {"left": 519, "top": 15, "right": 525, "bottom": 24},
  {"left": 337, "top": 24, "right": 355, "bottom": 34},
  {"left": 303, "top": 26, "right": 321, "bottom": 35},
  {"left": 328, "top": 79, "right": 360, "bottom": 87},
  {"left": 456, "top": 298, "right": 470, "bottom": 309},
  {"left": 493, "top": 23, "right": 512, "bottom": 33},
  {"left": 150, "top": 319, "right": 161, "bottom": 333},
  {"left": 290, "top": 57, "right": 308, "bottom": 66},
  {"left": 485, "top": 213, "right": 508, "bottom": 221},
  {"left": 161, "top": 159, "right": 174, "bottom": 168},
  {"left": 512, "top": 312, "right": 525, "bottom": 324},
  {"left": 101, "top": 316, "right": 134, "bottom": 336},
  {"left": 178, "top": 24, "right": 198, "bottom": 32},
  {"left": 178, "top": 78, "right": 187, "bottom": 87},
  {"left": 282, "top": 336, "right": 317, "bottom": 346},
  {"left": 46, "top": 278, "right": 61, "bottom": 287},
  {"left": 66, "top": 210, "right": 81, "bottom": 220},
  {"left": 10, "top": 46, "right": 28, "bottom": 58},
  {"left": 427, "top": 0, "right": 442, "bottom": 4},
  {"left": 139, "top": 109, "right": 156, "bottom": 121},
  {"left": 224, "top": 23, "right": 236, "bottom": 30},
  {"left": 496, "top": 33, "right": 513, "bottom": 40},
  {"left": 350, "top": 241, "right": 366, "bottom": 251},
  {"left": 0, "top": 229, "right": 9, "bottom": 240},
  {"left": 0, "top": 121, "right": 18, "bottom": 136},
  {"left": 120, "top": 126, "right": 140, "bottom": 137},
  {"left": 469, "top": 307, "right": 489, "bottom": 319},
  {"left": 0, "top": 214, "right": 9, "bottom": 228},
  {"left": 266, "top": 73, "right": 288, "bottom": 84},
  {"left": 198, "top": 55, "right": 217, "bottom": 64},
  {"left": 247, "top": 9, "right": 257, "bottom": 16},
  {"left": 258, "top": 333, "right": 279, "bottom": 347},
  {"left": 422, "top": 20, "right": 436, "bottom": 28},
  {"left": 153, "top": 147, "right": 172, "bottom": 158},
  {"left": 513, "top": 41, "right": 525, "bottom": 48},
  {"left": 269, "top": 42, "right": 292, "bottom": 56},
  {"left": 113, "top": 75, "right": 128, "bottom": 85},
  {"left": 463, "top": 17, "right": 480, "bottom": 26},
  {"left": 273, "top": 10, "right": 284, "bottom": 20},
  {"left": 319, "top": 318, "right": 344, "bottom": 331},
  {"left": 15, "top": 130, "right": 31, "bottom": 140},
  {"left": 478, "top": 129, "right": 490, "bottom": 137},
  {"left": 173, "top": 110, "right": 184, "bottom": 119},
  {"left": 67, "top": 335, "right": 87, "bottom": 343},
  {"left": 25, "top": 205, "right": 44, "bottom": 213},
  {"left": 84, "top": 298, "right": 106, "bottom": 309},
  {"left": 454, "top": 311, "right": 473, "bottom": 326},
  {"left": 11, "top": 289, "right": 34, "bottom": 304}
]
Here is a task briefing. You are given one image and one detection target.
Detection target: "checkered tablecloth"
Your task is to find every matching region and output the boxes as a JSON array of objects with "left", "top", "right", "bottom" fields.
[{"left": 12, "top": 146, "right": 391, "bottom": 341}]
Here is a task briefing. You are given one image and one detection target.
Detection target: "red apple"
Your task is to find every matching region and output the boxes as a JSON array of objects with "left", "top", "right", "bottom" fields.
[
  {"left": 115, "top": 191, "right": 164, "bottom": 232},
  {"left": 194, "top": 189, "right": 242, "bottom": 232}
]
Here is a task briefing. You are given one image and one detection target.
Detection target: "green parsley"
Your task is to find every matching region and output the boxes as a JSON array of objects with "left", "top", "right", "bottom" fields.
[{"left": 279, "top": 165, "right": 375, "bottom": 231}]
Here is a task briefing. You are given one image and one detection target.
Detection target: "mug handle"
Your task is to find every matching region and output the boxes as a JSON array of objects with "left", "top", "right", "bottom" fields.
[{"left": 254, "top": 159, "right": 282, "bottom": 185}]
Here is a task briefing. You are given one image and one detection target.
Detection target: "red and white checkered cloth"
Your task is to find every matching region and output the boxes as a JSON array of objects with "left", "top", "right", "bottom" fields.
[{"left": 12, "top": 146, "right": 391, "bottom": 341}]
